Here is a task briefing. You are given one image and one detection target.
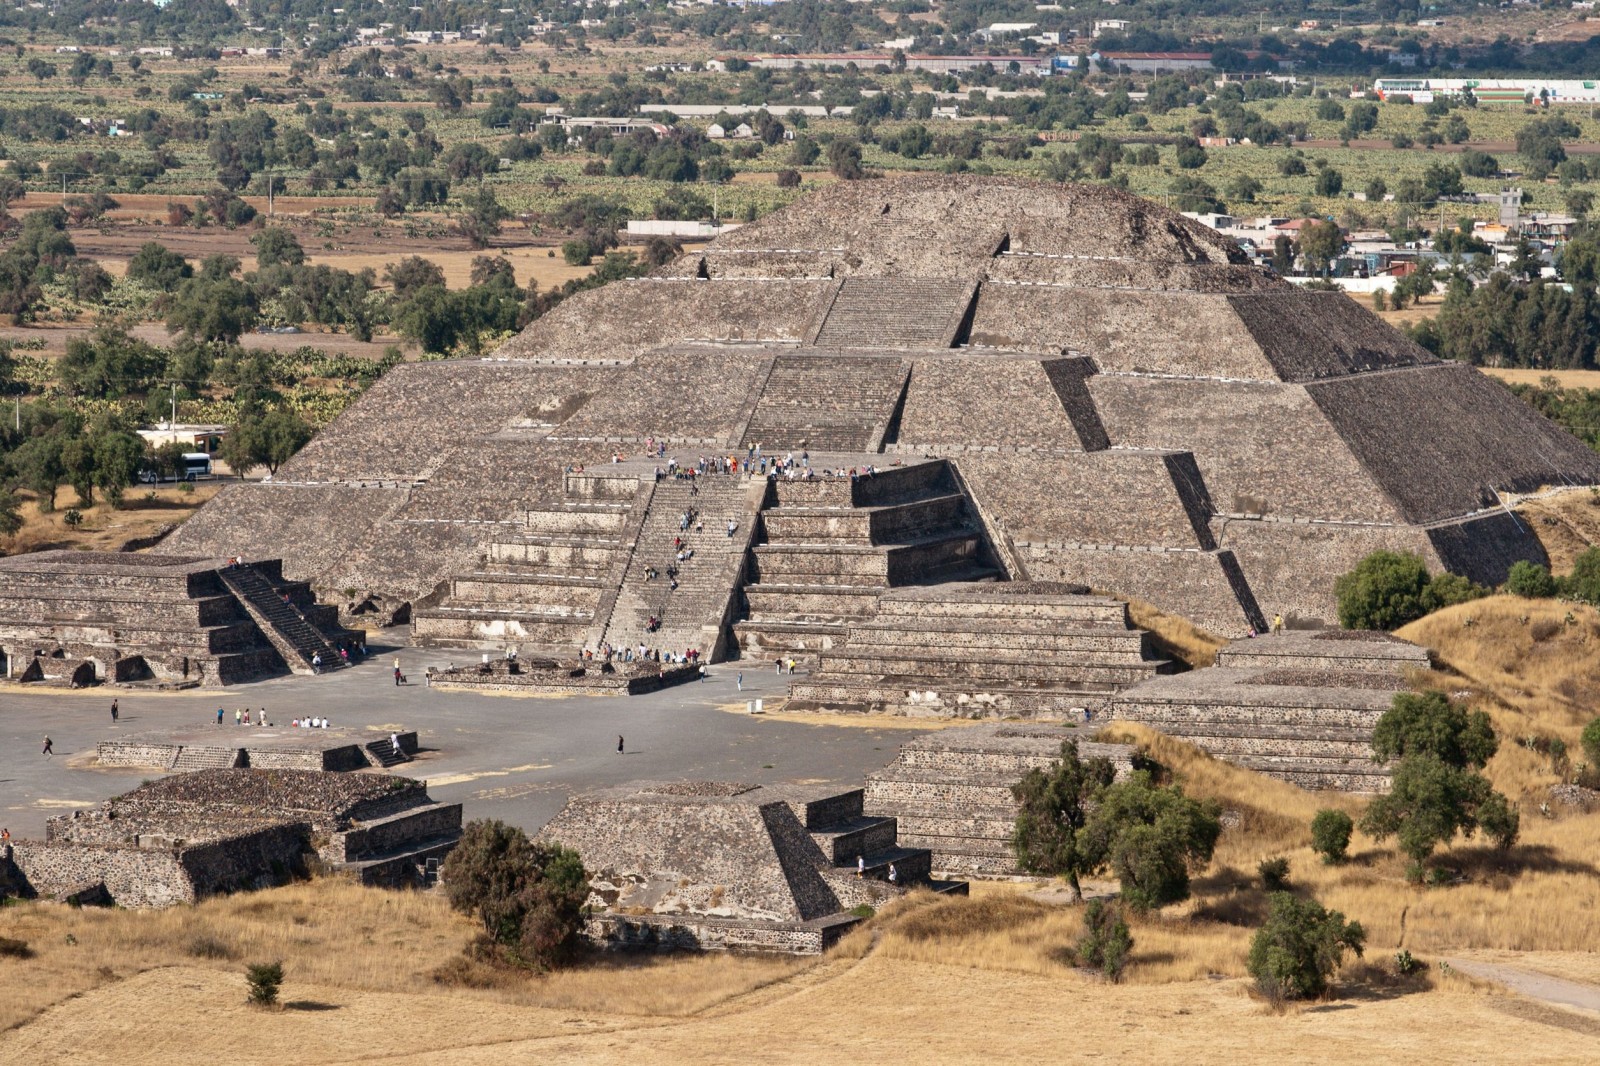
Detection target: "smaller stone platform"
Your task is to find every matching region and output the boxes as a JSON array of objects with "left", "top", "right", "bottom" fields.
[
  {"left": 97, "top": 726, "right": 420, "bottom": 773},
  {"left": 864, "top": 723, "right": 1134, "bottom": 876},
  {"left": 1, "top": 768, "right": 459, "bottom": 906},
  {"left": 538, "top": 779, "right": 965, "bottom": 955},
  {"left": 1110, "top": 631, "right": 1426, "bottom": 792},
  {"left": 787, "top": 582, "right": 1175, "bottom": 719},
  {"left": 423, "top": 656, "right": 698, "bottom": 695}
]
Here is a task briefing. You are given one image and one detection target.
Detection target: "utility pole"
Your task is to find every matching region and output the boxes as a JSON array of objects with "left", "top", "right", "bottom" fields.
[
  {"left": 170, "top": 381, "right": 177, "bottom": 428},
  {"left": 267, "top": 174, "right": 274, "bottom": 218}
]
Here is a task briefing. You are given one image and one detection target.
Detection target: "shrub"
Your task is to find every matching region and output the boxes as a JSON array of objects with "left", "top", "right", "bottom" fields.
[
  {"left": 1258, "top": 856, "right": 1291, "bottom": 890},
  {"left": 1422, "top": 573, "right": 1488, "bottom": 612},
  {"left": 1394, "top": 949, "right": 1424, "bottom": 976},
  {"left": 1505, "top": 560, "right": 1557, "bottom": 598},
  {"left": 63, "top": 509, "right": 84, "bottom": 528},
  {"left": 1561, "top": 547, "right": 1600, "bottom": 604},
  {"left": 1582, "top": 717, "right": 1600, "bottom": 768},
  {"left": 245, "top": 961, "right": 283, "bottom": 1007},
  {"left": 1247, "top": 893, "right": 1365, "bottom": 1003},
  {"left": 560, "top": 239, "right": 593, "bottom": 266},
  {"left": 1075, "top": 899, "right": 1133, "bottom": 982},
  {"left": 1334, "top": 551, "right": 1429, "bottom": 629},
  {"left": 1310, "top": 809, "right": 1354, "bottom": 864},
  {"left": 1080, "top": 771, "right": 1222, "bottom": 912},
  {"left": 0, "top": 937, "right": 33, "bottom": 958},
  {"left": 441, "top": 819, "right": 589, "bottom": 971}
]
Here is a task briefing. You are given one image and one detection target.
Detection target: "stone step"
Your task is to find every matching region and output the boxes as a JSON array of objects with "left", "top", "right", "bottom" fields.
[
  {"left": 170, "top": 745, "right": 243, "bottom": 771},
  {"left": 790, "top": 680, "right": 1107, "bottom": 718},
  {"left": 819, "top": 648, "right": 1169, "bottom": 679},
  {"left": 1126, "top": 725, "right": 1375, "bottom": 761},
  {"left": 1114, "top": 701, "right": 1389, "bottom": 730},
  {"left": 808, "top": 816, "right": 900, "bottom": 866},
  {"left": 844, "top": 846, "right": 934, "bottom": 886}
]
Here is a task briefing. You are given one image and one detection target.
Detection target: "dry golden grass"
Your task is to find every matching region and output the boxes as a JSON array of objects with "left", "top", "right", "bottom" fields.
[
  {"left": 1123, "top": 596, "right": 1228, "bottom": 668},
  {"left": 3, "top": 482, "right": 220, "bottom": 557},
  {"left": 0, "top": 878, "right": 809, "bottom": 1034},
  {"left": 1517, "top": 488, "right": 1600, "bottom": 573},
  {"left": 1484, "top": 367, "right": 1600, "bottom": 389}
]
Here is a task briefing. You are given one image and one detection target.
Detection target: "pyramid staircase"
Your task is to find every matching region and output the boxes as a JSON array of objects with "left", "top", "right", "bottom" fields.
[
  {"left": 732, "top": 459, "right": 1000, "bottom": 665},
  {"left": 218, "top": 564, "right": 347, "bottom": 675},
  {"left": 810, "top": 277, "right": 975, "bottom": 349},
  {"left": 739, "top": 353, "right": 908, "bottom": 452}
]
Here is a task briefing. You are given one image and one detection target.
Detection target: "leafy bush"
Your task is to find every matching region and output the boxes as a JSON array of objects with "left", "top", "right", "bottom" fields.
[
  {"left": 187, "top": 935, "right": 236, "bottom": 959},
  {"left": 1335, "top": 552, "right": 1486, "bottom": 629},
  {"left": 1079, "top": 771, "right": 1222, "bottom": 912},
  {"left": 1477, "top": 792, "right": 1521, "bottom": 850},
  {"left": 1010, "top": 740, "right": 1118, "bottom": 900},
  {"left": 1075, "top": 899, "right": 1133, "bottom": 982},
  {"left": 245, "top": 961, "right": 283, "bottom": 1007},
  {"left": 1562, "top": 547, "right": 1600, "bottom": 604},
  {"left": 1372, "top": 691, "right": 1497, "bottom": 770},
  {"left": 1505, "top": 560, "right": 1557, "bottom": 598},
  {"left": 441, "top": 819, "right": 589, "bottom": 971},
  {"left": 1310, "top": 809, "right": 1354, "bottom": 865},
  {"left": 560, "top": 239, "right": 593, "bottom": 267},
  {"left": 1247, "top": 893, "right": 1365, "bottom": 1003},
  {"left": 1258, "top": 857, "right": 1291, "bottom": 890}
]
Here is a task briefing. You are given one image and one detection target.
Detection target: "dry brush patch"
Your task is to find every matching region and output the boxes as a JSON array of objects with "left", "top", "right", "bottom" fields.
[{"left": 1124, "top": 597, "right": 1227, "bottom": 668}]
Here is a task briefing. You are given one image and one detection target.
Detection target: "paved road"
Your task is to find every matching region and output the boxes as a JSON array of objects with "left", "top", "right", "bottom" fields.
[{"left": 0, "top": 633, "right": 929, "bottom": 839}]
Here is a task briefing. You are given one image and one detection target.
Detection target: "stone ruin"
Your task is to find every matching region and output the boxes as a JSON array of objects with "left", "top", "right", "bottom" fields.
[
  {"left": 864, "top": 723, "right": 1134, "bottom": 876},
  {"left": 96, "top": 726, "right": 419, "bottom": 773},
  {"left": 0, "top": 552, "right": 361, "bottom": 687},
  {"left": 158, "top": 175, "right": 1600, "bottom": 664},
  {"left": 538, "top": 780, "right": 967, "bottom": 954},
  {"left": 1110, "top": 630, "right": 1430, "bottom": 792},
  {"left": 0, "top": 768, "right": 460, "bottom": 907}
]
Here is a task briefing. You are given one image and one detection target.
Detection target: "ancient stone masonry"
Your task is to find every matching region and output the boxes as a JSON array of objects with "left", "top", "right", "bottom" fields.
[
  {"left": 864, "top": 723, "right": 1134, "bottom": 876},
  {"left": 538, "top": 780, "right": 965, "bottom": 955},
  {"left": 787, "top": 583, "right": 1175, "bottom": 719},
  {"left": 0, "top": 552, "right": 361, "bottom": 687},
  {"left": 158, "top": 176, "right": 1600, "bottom": 642},
  {"left": 1, "top": 769, "right": 461, "bottom": 906},
  {"left": 1110, "top": 631, "right": 1430, "bottom": 792}
]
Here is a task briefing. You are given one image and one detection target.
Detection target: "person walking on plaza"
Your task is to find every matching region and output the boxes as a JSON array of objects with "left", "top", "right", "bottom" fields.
[
  {"left": 235, "top": 708, "right": 242, "bottom": 726},
  {"left": 737, "top": 671, "right": 743, "bottom": 692},
  {"left": 110, "top": 698, "right": 118, "bottom": 723},
  {"left": 216, "top": 707, "right": 224, "bottom": 726},
  {"left": 42, "top": 736, "right": 53, "bottom": 757},
  {"left": 617, "top": 734, "right": 625, "bottom": 754}
]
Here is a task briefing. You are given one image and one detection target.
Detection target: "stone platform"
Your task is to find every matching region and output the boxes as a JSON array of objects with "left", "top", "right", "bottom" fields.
[
  {"left": 863, "top": 723, "right": 1134, "bottom": 876},
  {"left": 0, "top": 552, "right": 361, "bottom": 687},
  {"left": 96, "top": 726, "right": 420, "bottom": 773},
  {"left": 1, "top": 768, "right": 460, "bottom": 906},
  {"left": 786, "top": 582, "right": 1174, "bottom": 719},
  {"left": 424, "top": 656, "right": 699, "bottom": 695},
  {"left": 539, "top": 779, "right": 965, "bottom": 955},
  {"left": 1109, "top": 631, "right": 1426, "bottom": 792}
]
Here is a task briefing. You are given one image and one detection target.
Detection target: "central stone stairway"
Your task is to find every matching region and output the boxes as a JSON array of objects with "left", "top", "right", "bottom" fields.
[
  {"left": 597, "top": 475, "right": 767, "bottom": 657},
  {"left": 811, "top": 277, "right": 976, "bottom": 349},
  {"left": 732, "top": 459, "right": 998, "bottom": 665},
  {"left": 789, "top": 583, "right": 1176, "bottom": 719}
]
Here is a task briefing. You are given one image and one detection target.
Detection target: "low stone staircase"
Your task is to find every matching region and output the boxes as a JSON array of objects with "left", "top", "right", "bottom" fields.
[
  {"left": 598, "top": 476, "right": 765, "bottom": 657},
  {"left": 740, "top": 353, "right": 908, "bottom": 452},
  {"left": 787, "top": 788, "right": 957, "bottom": 891},
  {"left": 733, "top": 459, "right": 998, "bottom": 665},
  {"left": 364, "top": 737, "right": 408, "bottom": 768},
  {"left": 169, "top": 745, "right": 243, "bottom": 771},
  {"left": 811, "top": 277, "right": 974, "bottom": 349},
  {"left": 218, "top": 564, "right": 344, "bottom": 674}
]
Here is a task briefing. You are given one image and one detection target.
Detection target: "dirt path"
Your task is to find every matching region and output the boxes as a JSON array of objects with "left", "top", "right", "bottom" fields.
[{"left": 1447, "top": 958, "right": 1600, "bottom": 1014}]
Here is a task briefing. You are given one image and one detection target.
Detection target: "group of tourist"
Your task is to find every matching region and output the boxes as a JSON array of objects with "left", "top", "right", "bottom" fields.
[
  {"left": 291, "top": 716, "right": 332, "bottom": 729},
  {"left": 219, "top": 707, "right": 272, "bottom": 727}
]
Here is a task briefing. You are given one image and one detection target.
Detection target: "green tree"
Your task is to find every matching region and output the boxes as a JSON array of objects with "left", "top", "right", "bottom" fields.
[
  {"left": 1010, "top": 740, "right": 1118, "bottom": 900},
  {"left": 1310, "top": 809, "right": 1353, "bottom": 865},
  {"left": 167, "top": 276, "right": 257, "bottom": 343},
  {"left": 827, "top": 138, "right": 865, "bottom": 180},
  {"left": 1561, "top": 547, "right": 1600, "bottom": 604},
  {"left": 440, "top": 819, "right": 589, "bottom": 970},
  {"left": 1372, "top": 691, "right": 1497, "bottom": 771},
  {"left": 1080, "top": 772, "right": 1221, "bottom": 912},
  {"left": 93, "top": 429, "right": 145, "bottom": 508},
  {"left": 1296, "top": 220, "right": 1345, "bottom": 277},
  {"left": 384, "top": 256, "right": 445, "bottom": 300},
  {"left": 457, "top": 184, "right": 509, "bottom": 250},
  {"left": 251, "top": 226, "right": 305, "bottom": 268},
  {"left": 1360, "top": 755, "right": 1495, "bottom": 868},
  {"left": 1314, "top": 167, "right": 1344, "bottom": 197},
  {"left": 1247, "top": 893, "right": 1365, "bottom": 1003},
  {"left": 10, "top": 434, "right": 67, "bottom": 511},
  {"left": 126, "top": 242, "right": 193, "bottom": 290},
  {"left": 57, "top": 326, "right": 165, "bottom": 398},
  {"left": 0, "top": 487, "right": 22, "bottom": 539},
  {"left": 1504, "top": 560, "right": 1557, "bottom": 598},
  {"left": 1334, "top": 551, "right": 1429, "bottom": 630},
  {"left": 245, "top": 961, "right": 283, "bottom": 1007}
]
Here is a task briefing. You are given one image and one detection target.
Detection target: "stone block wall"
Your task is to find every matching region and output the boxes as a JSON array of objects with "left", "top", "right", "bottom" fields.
[{"left": 328, "top": 803, "right": 462, "bottom": 863}]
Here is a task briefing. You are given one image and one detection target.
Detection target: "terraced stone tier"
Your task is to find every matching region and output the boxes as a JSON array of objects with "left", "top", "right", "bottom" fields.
[
  {"left": 1111, "top": 666, "right": 1402, "bottom": 792},
  {"left": 788, "top": 679, "right": 1107, "bottom": 718},
  {"left": 1215, "top": 630, "right": 1431, "bottom": 675}
]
